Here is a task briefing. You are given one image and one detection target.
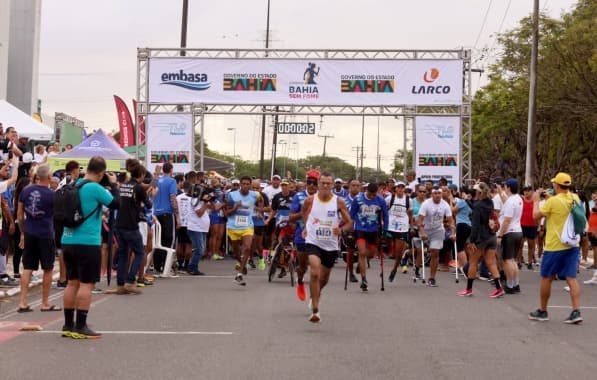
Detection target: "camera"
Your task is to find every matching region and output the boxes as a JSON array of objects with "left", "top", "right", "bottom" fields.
[
  {"left": 187, "top": 183, "right": 216, "bottom": 203},
  {"left": 99, "top": 172, "right": 112, "bottom": 187}
]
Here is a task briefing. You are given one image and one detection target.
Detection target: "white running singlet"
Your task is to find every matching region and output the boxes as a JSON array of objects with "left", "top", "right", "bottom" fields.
[{"left": 305, "top": 194, "right": 340, "bottom": 252}]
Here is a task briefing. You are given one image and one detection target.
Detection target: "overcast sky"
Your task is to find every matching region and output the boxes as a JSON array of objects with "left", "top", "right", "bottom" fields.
[{"left": 38, "top": 0, "right": 578, "bottom": 173}]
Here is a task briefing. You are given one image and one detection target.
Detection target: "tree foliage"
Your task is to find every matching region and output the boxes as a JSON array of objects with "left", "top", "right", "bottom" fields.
[{"left": 472, "top": 0, "right": 597, "bottom": 188}]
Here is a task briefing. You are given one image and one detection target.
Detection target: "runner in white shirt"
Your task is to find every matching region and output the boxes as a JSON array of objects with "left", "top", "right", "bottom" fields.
[
  {"left": 385, "top": 181, "right": 414, "bottom": 281},
  {"left": 496, "top": 178, "right": 524, "bottom": 293},
  {"left": 417, "top": 186, "right": 455, "bottom": 287},
  {"left": 301, "top": 172, "right": 352, "bottom": 323}
]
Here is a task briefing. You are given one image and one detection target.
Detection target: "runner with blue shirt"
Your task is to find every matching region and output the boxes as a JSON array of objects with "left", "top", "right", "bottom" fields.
[
  {"left": 350, "top": 182, "right": 389, "bottom": 291},
  {"left": 225, "top": 175, "right": 262, "bottom": 286}
]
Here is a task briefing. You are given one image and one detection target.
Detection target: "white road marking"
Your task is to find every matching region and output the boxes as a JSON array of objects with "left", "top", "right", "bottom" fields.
[
  {"left": 38, "top": 330, "right": 234, "bottom": 335},
  {"left": 548, "top": 306, "right": 597, "bottom": 309}
]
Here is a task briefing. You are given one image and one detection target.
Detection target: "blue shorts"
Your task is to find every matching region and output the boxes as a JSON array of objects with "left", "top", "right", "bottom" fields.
[{"left": 540, "top": 247, "right": 579, "bottom": 279}]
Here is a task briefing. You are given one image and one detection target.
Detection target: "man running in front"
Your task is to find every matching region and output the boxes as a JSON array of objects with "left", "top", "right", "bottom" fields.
[
  {"left": 225, "top": 175, "right": 262, "bottom": 286},
  {"left": 350, "top": 182, "right": 389, "bottom": 292},
  {"left": 290, "top": 169, "right": 320, "bottom": 301},
  {"left": 302, "top": 172, "right": 352, "bottom": 323},
  {"left": 417, "top": 186, "right": 456, "bottom": 287}
]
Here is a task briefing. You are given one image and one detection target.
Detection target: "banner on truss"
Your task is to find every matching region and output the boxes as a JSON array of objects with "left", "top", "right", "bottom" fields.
[
  {"left": 148, "top": 58, "right": 463, "bottom": 106},
  {"left": 146, "top": 113, "right": 194, "bottom": 174},
  {"left": 415, "top": 116, "right": 460, "bottom": 186}
]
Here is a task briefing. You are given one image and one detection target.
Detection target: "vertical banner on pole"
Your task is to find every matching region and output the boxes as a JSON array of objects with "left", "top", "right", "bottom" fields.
[
  {"left": 415, "top": 116, "right": 461, "bottom": 186},
  {"left": 146, "top": 113, "right": 193, "bottom": 174}
]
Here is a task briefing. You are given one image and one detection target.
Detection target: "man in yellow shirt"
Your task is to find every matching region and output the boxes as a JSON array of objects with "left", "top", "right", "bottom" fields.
[{"left": 529, "top": 172, "right": 582, "bottom": 324}]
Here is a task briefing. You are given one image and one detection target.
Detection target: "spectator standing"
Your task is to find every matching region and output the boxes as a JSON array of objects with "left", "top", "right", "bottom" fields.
[
  {"left": 152, "top": 163, "right": 180, "bottom": 273},
  {"left": 497, "top": 178, "right": 523, "bottom": 294},
  {"left": 0, "top": 155, "right": 20, "bottom": 286},
  {"left": 61, "top": 157, "right": 119, "bottom": 339},
  {"left": 114, "top": 160, "right": 151, "bottom": 295},
  {"left": 529, "top": 172, "right": 583, "bottom": 324},
  {"left": 17, "top": 165, "right": 57, "bottom": 312}
]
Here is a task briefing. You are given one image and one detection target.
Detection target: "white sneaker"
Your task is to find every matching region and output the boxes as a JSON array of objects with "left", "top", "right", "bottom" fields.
[
  {"left": 563, "top": 286, "right": 570, "bottom": 292},
  {"left": 583, "top": 278, "right": 597, "bottom": 285},
  {"left": 309, "top": 312, "right": 321, "bottom": 323}
]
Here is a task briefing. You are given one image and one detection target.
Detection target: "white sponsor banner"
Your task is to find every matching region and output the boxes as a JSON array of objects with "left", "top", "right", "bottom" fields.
[
  {"left": 146, "top": 113, "right": 193, "bottom": 174},
  {"left": 415, "top": 116, "right": 460, "bottom": 187},
  {"left": 148, "top": 58, "right": 463, "bottom": 106}
]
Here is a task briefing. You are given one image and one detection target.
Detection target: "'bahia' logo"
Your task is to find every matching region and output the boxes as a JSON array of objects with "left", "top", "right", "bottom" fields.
[
  {"left": 412, "top": 68, "right": 451, "bottom": 95},
  {"left": 161, "top": 70, "right": 211, "bottom": 91}
]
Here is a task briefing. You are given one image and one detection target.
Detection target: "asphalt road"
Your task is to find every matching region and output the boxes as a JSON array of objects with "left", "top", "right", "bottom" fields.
[{"left": 1, "top": 259, "right": 597, "bottom": 380}]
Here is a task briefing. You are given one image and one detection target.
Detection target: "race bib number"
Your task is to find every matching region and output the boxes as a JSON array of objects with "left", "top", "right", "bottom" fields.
[
  {"left": 390, "top": 207, "right": 404, "bottom": 217},
  {"left": 315, "top": 227, "right": 334, "bottom": 241},
  {"left": 235, "top": 215, "right": 249, "bottom": 227}
]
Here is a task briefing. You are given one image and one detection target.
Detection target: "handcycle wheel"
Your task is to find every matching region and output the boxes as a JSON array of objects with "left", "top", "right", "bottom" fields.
[
  {"left": 268, "top": 243, "right": 282, "bottom": 282},
  {"left": 288, "top": 256, "right": 296, "bottom": 287}
]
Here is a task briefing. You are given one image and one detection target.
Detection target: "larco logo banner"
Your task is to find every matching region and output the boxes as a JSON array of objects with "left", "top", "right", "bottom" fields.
[{"left": 148, "top": 58, "right": 463, "bottom": 106}]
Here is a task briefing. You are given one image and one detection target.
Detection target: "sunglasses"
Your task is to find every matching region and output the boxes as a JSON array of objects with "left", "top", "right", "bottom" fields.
[{"left": 306, "top": 180, "right": 318, "bottom": 185}]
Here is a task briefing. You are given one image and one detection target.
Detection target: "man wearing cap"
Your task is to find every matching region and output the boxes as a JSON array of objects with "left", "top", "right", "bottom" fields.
[
  {"left": 263, "top": 175, "right": 282, "bottom": 250},
  {"left": 417, "top": 186, "right": 455, "bottom": 287},
  {"left": 529, "top": 172, "right": 583, "bottom": 324},
  {"left": 350, "top": 182, "right": 389, "bottom": 291},
  {"left": 267, "top": 179, "right": 294, "bottom": 278},
  {"left": 290, "top": 169, "right": 320, "bottom": 301},
  {"left": 405, "top": 170, "right": 418, "bottom": 193},
  {"left": 520, "top": 186, "right": 538, "bottom": 270},
  {"left": 333, "top": 178, "right": 348, "bottom": 198},
  {"left": 496, "top": 178, "right": 523, "bottom": 294},
  {"left": 386, "top": 181, "right": 414, "bottom": 281}
]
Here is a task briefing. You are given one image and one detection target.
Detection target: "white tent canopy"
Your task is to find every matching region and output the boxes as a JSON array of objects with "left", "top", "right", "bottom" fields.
[{"left": 0, "top": 99, "right": 54, "bottom": 140}]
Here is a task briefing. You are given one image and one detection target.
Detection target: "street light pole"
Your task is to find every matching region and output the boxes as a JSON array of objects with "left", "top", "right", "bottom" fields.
[
  {"left": 292, "top": 142, "right": 298, "bottom": 179},
  {"left": 227, "top": 127, "right": 236, "bottom": 158}
]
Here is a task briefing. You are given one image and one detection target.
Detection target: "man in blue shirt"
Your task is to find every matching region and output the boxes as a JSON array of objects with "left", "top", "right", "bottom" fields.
[
  {"left": 152, "top": 163, "right": 180, "bottom": 273},
  {"left": 350, "top": 182, "right": 389, "bottom": 291},
  {"left": 61, "top": 156, "right": 119, "bottom": 339}
]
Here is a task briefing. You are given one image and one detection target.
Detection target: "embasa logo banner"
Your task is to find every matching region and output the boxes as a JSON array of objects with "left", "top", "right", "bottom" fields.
[
  {"left": 146, "top": 113, "right": 193, "bottom": 174},
  {"left": 148, "top": 58, "right": 463, "bottom": 106},
  {"left": 415, "top": 116, "right": 460, "bottom": 186}
]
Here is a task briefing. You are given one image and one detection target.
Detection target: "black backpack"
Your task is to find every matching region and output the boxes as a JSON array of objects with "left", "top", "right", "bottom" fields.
[
  {"left": 54, "top": 179, "right": 101, "bottom": 228},
  {"left": 389, "top": 193, "right": 410, "bottom": 211}
]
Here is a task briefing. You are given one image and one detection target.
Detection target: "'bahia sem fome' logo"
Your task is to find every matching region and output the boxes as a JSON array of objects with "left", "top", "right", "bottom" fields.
[
  {"left": 412, "top": 68, "right": 451, "bottom": 95},
  {"left": 289, "top": 63, "right": 320, "bottom": 100},
  {"left": 161, "top": 70, "right": 211, "bottom": 91}
]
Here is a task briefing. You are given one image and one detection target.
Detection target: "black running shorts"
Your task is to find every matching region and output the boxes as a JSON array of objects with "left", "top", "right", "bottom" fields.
[
  {"left": 304, "top": 243, "right": 338, "bottom": 269},
  {"left": 63, "top": 244, "right": 102, "bottom": 284}
]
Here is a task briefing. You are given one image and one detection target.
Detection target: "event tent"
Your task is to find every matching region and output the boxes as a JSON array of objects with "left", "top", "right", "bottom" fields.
[
  {"left": 47, "top": 128, "right": 132, "bottom": 172},
  {"left": 0, "top": 99, "right": 54, "bottom": 140}
]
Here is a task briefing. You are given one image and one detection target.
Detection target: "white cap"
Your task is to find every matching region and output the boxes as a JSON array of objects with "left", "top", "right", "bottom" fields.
[
  {"left": 231, "top": 179, "right": 240, "bottom": 185},
  {"left": 334, "top": 178, "right": 343, "bottom": 183},
  {"left": 22, "top": 152, "right": 33, "bottom": 163},
  {"left": 473, "top": 183, "right": 481, "bottom": 191},
  {"left": 272, "top": 174, "right": 281, "bottom": 180},
  {"left": 395, "top": 181, "right": 406, "bottom": 187}
]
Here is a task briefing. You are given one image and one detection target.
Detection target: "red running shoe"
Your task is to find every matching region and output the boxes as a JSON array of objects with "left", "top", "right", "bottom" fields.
[{"left": 296, "top": 283, "right": 306, "bottom": 301}]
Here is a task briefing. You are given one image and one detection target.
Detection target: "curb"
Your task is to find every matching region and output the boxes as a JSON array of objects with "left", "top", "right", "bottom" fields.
[{"left": 0, "top": 273, "right": 60, "bottom": 299}]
